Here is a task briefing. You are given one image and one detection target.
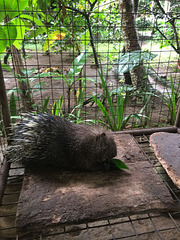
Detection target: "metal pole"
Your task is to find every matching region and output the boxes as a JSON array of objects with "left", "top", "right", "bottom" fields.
[{"left": 114, "top": 126, "right": 177, "bottom": 136}]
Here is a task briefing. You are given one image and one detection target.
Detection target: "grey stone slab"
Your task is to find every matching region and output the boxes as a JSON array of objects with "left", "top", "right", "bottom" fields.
[{"left": 150, "top": 132, "right": 180, "bottom": 188}]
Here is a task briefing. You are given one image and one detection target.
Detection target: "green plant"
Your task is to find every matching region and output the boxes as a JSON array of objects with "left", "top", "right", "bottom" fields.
[
  {"left": 51, "top": 90, "right": 95, "bottom": 125},
  {"left": 132, "top": 89, "right": 160, "bottom": 127},
  {"left": 116, "top": 50, "right": 157, "bottom": 75},
  {"left": 93, "top": 70, "right": 148, "bottom": 131},
  {"left": 0, "top": 91, "right": 21, "bottom": 136},
  {"left": 8, "top": 68, "right": 53, "bottom": 111},
  {"left": 0, "top": 0, "right": 46, "bottom": 55},
  {"left": 163, "top": 75, "right": 179, "bottom": 125},
  {"left": 41, "top": 97, "right": 50, "bottom": 113},
  {"left": 68, "top": 87, "right": 85, "bottom": 122},
  {"left": 59, "top": 51, "right": 96, "bottom": 112},
  {"left": 52, "top": 95, "right": 64, "bottom": 117}
]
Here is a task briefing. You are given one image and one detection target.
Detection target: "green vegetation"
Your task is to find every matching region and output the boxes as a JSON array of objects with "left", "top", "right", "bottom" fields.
[
  {"left": 163, "top": 75, "right": 180, "bottom": 125},
  {"left": 92, "top": 70, "right": 148, "bottom": 131},
  {"left": 0, "top": 0, "right": 179, "bottom": 129},
  {"left": 112, "top": 159, "right": 129, "bottom": 170}
]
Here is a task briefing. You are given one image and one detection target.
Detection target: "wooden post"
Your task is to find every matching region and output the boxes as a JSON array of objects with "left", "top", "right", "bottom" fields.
[
  {"left": 0, "top": 60, "right": 11, "bottom": 206},
  {"left": 175, "top": 104, "right": 180, "bottom": 129}
]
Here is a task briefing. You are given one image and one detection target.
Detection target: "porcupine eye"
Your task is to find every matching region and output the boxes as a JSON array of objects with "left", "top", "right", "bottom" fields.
[{"left": 96, "top": 132, "right": 106, "bottom": 141}]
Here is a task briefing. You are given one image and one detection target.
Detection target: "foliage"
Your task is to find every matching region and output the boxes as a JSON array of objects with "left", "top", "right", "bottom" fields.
[
  {"left": 163, "top": 75, "right": 179, "bottom": 125},
  {"left": 91, "top": 2, "right": 122, "bottom": 42},
  {"left": 150, "top": 0, "right": 180, "bottom": 55},
  {"left": 52, "top": 95, "right": 64, "bottom": 117},
  {"left": 51, "top": 89, "right": 95, "bottom": 125},
  {"left": 93, "top": 70, "right": 148, "bottom": 131},
  {"left": 42, "top": 97, "right": 50, "bottom": 113},
  {"left": 0, "top": 0, "right": 46, "bottom": 54},
  {"left": 8, "top": 68, "right": 50, "bottom": 111},
  {"left": 68, "top": 87, "right": 86, "bottom": 123},
  {"left": 116, "top": 50, "right": 157, "bottom": 74},
  {"left": 58, "top": 51, "right": 96, "bottom": 112},
  {"left": 112, "top": 159, "right": 129, "bottom": 170},
  {"left": 43, "top": 29, "right": 66, "bottom": 52},
  {"left": 0, "top": 91, "right": 21, "bottom": 136}
]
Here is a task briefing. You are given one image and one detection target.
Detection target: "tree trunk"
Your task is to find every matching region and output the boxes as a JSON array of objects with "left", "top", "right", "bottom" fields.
[
  {"left": 4, "top": 15, "right": 34, "bottom": 111},
  {"left": 118, "top": 0, "right": 148, "bottom": 90},
  {"left": 11, "top": 45, "right": 34, "bottom": 111}
]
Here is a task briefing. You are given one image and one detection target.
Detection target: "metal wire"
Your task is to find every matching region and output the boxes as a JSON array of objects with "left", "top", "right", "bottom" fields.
[{"left": 1, "top": 1, "right": 180, "bottom": 238}]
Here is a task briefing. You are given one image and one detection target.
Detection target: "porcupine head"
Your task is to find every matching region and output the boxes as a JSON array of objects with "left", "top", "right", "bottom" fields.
[{"left": 73, "top": 126, "right": 117, "bottom": 171}]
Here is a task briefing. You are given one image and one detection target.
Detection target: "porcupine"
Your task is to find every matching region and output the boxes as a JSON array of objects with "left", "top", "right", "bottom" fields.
[{"left": 6, "top": 113, "right": 117, "bottom": 171}]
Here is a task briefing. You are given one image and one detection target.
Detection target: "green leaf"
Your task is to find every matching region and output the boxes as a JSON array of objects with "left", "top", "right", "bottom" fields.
[
  {"left": 98, "top": 70, "right": 115, "bottom": 124},
  {"left": 80, "top": 30, "right": 90, "bottom": 45},
  {"left": 92, "top": 96, "right": 113, "bottom": 129},
  {"left": 112, "top": 159, "right": 129, "bottom": 169},
  {"left": 28, "top": 27, "right": 47, "bottom": 39},
  {"left": 52, "top": 95, "right": 64, "bottom": 116},
  {"left": 32, "top": 82, "right": 47, "bottom": 91},
  {"left": 21, "top": 68, "right": 36, "bottom": 77},
  {"left": 1, "top": 63, "right": 11, "bottom": 71},
  {"left": 42, "top": 96, "right": 50, "bottom": 113},
  {"left": 43, "top": 30, "right": 66, "bottom": 51},
  {"left": 20, "top": 14, "right": 44, "bottom": 27},
  {"left": 8, "top": 87, "right": 23, "bottom": 95},
  {"left": 116, "top": 92, "right": 125, "bottom": 130},
  {"left": 8, "top": 0, "right": 29, "bottom": 19},
  {"left": 117, "top": 50, "right": 157, "bottom": 73},
  {"left": 37, "top": 0, "right": 51, "bottom": 11},
  {"left": 68, "top": 51, "right": 88, "bottom": 83},
  {"left": 0, "top": 27, "right": 7, "bottom": 54},
  {"left": 10, "top": 18, "right": 25, "bottom": 49},
  {"left": 0, "top": 1, "right": 6, "bottom": 21},
  {"left": 0, "top": 0, "right": 29, "bottom": 21},
  {"left": 3, "top": 23, "right": 17, "bottom": 47}
]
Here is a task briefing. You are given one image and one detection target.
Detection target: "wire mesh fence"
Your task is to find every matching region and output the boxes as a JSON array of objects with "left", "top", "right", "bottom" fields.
[
  {"left": 0, "top": 0, "right": 179, "bottom": 130},
  {"left": 0, "top": 0, "right": 180, "bottom": 239}
]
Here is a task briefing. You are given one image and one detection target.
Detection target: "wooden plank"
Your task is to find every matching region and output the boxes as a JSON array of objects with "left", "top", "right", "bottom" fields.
[
  {"left": 150, "top": 132, "right": 180, "bottom": 188},
  {"left": 16, "top": 134, "right": 177, "bottom": 237}
]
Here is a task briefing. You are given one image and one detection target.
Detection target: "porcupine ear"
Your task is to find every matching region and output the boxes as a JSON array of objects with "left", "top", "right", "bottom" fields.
[{"left": 96, "top": 132, "right": 106, "bottom": 141}]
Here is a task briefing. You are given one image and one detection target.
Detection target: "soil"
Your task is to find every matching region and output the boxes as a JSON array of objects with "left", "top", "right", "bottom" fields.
[{"left": 2, "top": 50, "right": 177, "bottom": 128}]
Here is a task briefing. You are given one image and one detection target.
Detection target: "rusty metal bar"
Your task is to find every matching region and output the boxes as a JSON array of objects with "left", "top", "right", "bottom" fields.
[{"left": 114, "top": 126, "right": 177, "bottom": 136}]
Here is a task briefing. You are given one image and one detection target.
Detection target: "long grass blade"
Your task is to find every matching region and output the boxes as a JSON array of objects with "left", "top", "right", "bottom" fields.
[
  {"left": 98, "top": 70, "right": 115, "bottom": 125},
  {"left": 92, "top": 96, "right": 113, "bottom": 129}
]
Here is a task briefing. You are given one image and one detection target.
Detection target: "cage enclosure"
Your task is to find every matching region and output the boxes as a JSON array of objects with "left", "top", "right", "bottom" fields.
[{"left": 0, "top": 0, "right": 180, "bottom": 239}]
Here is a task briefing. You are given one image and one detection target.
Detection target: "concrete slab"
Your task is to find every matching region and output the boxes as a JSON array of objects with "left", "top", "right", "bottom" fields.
[{"left": 150, "top": 132, "right": 180, "bottom": 188}]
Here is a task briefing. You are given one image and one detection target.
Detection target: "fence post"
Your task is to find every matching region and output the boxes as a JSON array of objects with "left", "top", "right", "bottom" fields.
[{"left": 0, "top": 60, "right": 11, "bottom": 206}]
